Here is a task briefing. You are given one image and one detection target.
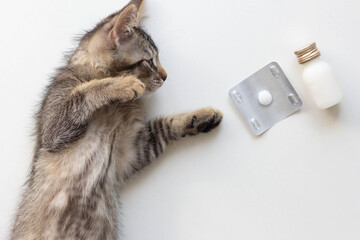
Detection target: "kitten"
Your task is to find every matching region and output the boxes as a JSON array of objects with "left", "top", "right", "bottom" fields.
[{"left": 10, "top": 0, "right": 222, "bottom": 239}]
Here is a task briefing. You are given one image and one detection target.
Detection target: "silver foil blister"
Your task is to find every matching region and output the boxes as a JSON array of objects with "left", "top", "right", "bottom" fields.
[{"left": 229, "top": 62, "right": 302, "bottom": 135}]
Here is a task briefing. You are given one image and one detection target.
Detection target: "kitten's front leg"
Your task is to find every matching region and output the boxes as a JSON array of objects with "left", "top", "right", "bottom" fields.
[
  {"left": 68, "top": 75, "right": 145, "bottom": 124},
  {"left": 42, "top": 75, "right": 145, "bottom": 151},
  {"left": 123, "top": 107, "right": 222, "bottom": 180},
  {"left": 176, "top": 107, "right": 223, "bottom": 137}
]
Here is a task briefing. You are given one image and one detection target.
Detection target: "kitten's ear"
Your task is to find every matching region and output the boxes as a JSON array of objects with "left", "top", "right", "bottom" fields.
[
  {"left": 110, "top": 4, "right": 137, "bottom": 43},
  {"left": 129, "top": 0, "right": 145, "bottom": 25},
  {"left": 108, "top": 1, "right": 145, "bottom": 45}
]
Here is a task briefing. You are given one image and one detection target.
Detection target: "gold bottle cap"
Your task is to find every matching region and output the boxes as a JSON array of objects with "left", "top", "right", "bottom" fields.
[{"left": 294, "top": 42, "right": 321, "bottom": 64}]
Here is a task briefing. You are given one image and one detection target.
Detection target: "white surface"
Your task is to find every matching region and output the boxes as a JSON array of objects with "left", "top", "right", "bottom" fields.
[
  {"left": 258, "top": 90, "right": 273, "bottom": 106},
  {"left": 1, "top": 0, "right": 360, "bottom": 240}
]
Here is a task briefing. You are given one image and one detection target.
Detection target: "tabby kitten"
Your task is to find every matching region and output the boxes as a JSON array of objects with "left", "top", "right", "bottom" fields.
[{"left": 10, "top": 0, "right": 222, "bottom": 239}]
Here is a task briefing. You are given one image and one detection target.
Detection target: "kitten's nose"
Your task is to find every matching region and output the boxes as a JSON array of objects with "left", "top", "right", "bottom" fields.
[{"left": 158, "top": 64, "right": 167, "bottom": 81}]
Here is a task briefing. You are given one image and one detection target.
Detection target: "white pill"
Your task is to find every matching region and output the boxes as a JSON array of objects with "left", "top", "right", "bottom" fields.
[{"left": 258, "top": 90, "right": 272, "bottom": 106}]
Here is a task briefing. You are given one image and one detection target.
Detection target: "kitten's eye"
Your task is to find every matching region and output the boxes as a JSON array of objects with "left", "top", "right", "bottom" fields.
[{"left": 145, "top": 58, "right": 156, "bottom": 69}]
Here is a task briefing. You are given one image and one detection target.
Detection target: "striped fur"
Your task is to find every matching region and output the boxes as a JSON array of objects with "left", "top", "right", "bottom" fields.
[{"left": 10, "top": 1, "right": 222, "bottom": 240}]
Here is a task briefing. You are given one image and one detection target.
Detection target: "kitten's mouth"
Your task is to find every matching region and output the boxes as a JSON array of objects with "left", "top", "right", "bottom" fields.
[
  {"left": 150, "top": 79, "right": 164, "bottom": 86},
  {"left": 148, "top": 79, "right": 164, "bottom": 92}
]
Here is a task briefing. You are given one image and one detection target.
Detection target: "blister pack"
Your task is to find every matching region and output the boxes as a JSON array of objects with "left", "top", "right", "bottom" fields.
[{"left": 229, "top": 62, "right": 302, "bottom": 135}]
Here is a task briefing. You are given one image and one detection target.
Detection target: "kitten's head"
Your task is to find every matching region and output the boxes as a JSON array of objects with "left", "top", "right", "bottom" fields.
[{"left": 71, "top": 0, "right": 167, "bottom": 92}]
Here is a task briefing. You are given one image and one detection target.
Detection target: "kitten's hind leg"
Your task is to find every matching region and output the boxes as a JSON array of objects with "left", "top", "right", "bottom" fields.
[{"left": 122, "top": 108, "right": 222, "bottom": 180}]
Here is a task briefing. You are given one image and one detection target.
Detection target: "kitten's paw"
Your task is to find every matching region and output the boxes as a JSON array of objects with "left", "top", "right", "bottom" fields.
[
  {"left": 114, "top": 76, "right": 145, "bottom": 102},
  {"left": 184, "top": 107, "right": 223, "bottom": 136}
]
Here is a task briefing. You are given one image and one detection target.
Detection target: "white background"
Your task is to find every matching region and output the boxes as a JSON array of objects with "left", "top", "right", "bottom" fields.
[{"left": 0, "top": 0, "right": 359, "bottom": 239}]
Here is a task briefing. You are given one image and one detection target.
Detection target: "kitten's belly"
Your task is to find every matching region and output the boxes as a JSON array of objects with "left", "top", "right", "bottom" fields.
[
  {"left": 19, "top": 108, "right": 144, "bottom": 240},
  {"left": 32, "top": 123, "right": 118, "bottom": 239}
]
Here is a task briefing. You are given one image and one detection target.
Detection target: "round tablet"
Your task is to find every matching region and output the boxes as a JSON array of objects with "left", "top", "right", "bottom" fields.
[{"left": 258, "top": 90, "right": 272, "bottom": 106}]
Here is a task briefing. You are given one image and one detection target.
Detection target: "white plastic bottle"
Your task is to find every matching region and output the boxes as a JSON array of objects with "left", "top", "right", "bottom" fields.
[{"left": 294, "top": 42, "right": 343, "bottom": 109}]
